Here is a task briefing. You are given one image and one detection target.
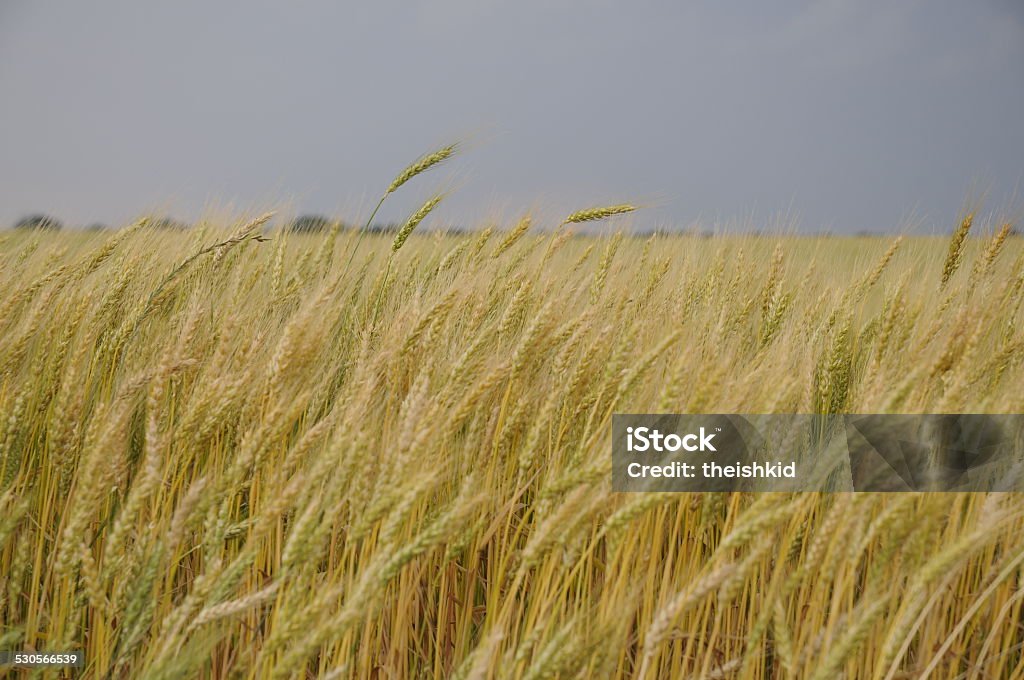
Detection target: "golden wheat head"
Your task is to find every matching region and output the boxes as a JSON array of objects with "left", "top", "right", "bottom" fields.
[{"left": 941, "top": 213, "right": 973, "bottom": 286}]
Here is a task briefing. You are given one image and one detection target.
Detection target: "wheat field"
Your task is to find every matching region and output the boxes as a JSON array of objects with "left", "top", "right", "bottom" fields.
[{"left": 2, "top": 152, "right": 1024, "bottom": 678}]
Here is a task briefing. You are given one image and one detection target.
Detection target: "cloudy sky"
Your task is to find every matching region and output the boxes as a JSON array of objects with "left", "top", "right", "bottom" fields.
[{"left": 1, "top": 1, "right": 1022, "bottom": 232}]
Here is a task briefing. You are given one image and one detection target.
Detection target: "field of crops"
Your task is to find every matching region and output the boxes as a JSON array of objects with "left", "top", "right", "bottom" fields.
[{"left": 1, "top": 171, "right": 1023, "bottom": 677}]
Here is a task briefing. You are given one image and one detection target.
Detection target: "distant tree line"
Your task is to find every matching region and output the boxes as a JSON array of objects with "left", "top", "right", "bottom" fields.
[
  {"left": 287, "top": 215, "right": 402, "bottom": 234},
  {"left": 10, "top": 215, "right": 187, "bottom": 232},
  {"left": 14, "top": 214, "right": 63, "bottom": 231},
  {"left": 10, "top": 213, "right": 1021, "bottom": 238}
]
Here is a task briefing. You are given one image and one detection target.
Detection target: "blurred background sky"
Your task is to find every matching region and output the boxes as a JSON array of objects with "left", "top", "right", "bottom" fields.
[{"left": 1, "top": 0, "right": 1022, "bottom": 233}]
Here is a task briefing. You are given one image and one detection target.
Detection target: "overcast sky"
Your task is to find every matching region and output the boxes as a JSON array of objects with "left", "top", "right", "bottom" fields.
[{"left": 1, "top": 1, "right": 1022, "bottom": 232}]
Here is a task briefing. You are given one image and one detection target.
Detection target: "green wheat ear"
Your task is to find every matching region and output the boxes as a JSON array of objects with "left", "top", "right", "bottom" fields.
[
  {"left": 560, "top": 204, "right": 637, "bottom": 226},
  {"left": 387, "top": 143, "right": 458, "bottom": 196},
  {"left": 392, "top": 194, "right": 445, "bottom": 252}
]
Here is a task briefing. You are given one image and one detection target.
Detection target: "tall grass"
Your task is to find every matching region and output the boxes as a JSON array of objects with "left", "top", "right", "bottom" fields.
[{"left": 0, "top": 195, "right": 1023, "bottom": 677}]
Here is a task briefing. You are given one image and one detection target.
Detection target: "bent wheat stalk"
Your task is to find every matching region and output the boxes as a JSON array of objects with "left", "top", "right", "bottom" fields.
[{"left": 342, "top": 143, "right": 458, "bottom": 279}]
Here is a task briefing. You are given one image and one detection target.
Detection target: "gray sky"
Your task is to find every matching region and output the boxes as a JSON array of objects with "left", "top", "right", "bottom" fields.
[{"left": 1, "top": 1, "right": 1022, "bottom": 232}]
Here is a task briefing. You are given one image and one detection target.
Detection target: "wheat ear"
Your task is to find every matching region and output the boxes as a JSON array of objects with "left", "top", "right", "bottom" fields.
[{"left": 561, "top": 204, "right": 637, "bottom": 226}]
